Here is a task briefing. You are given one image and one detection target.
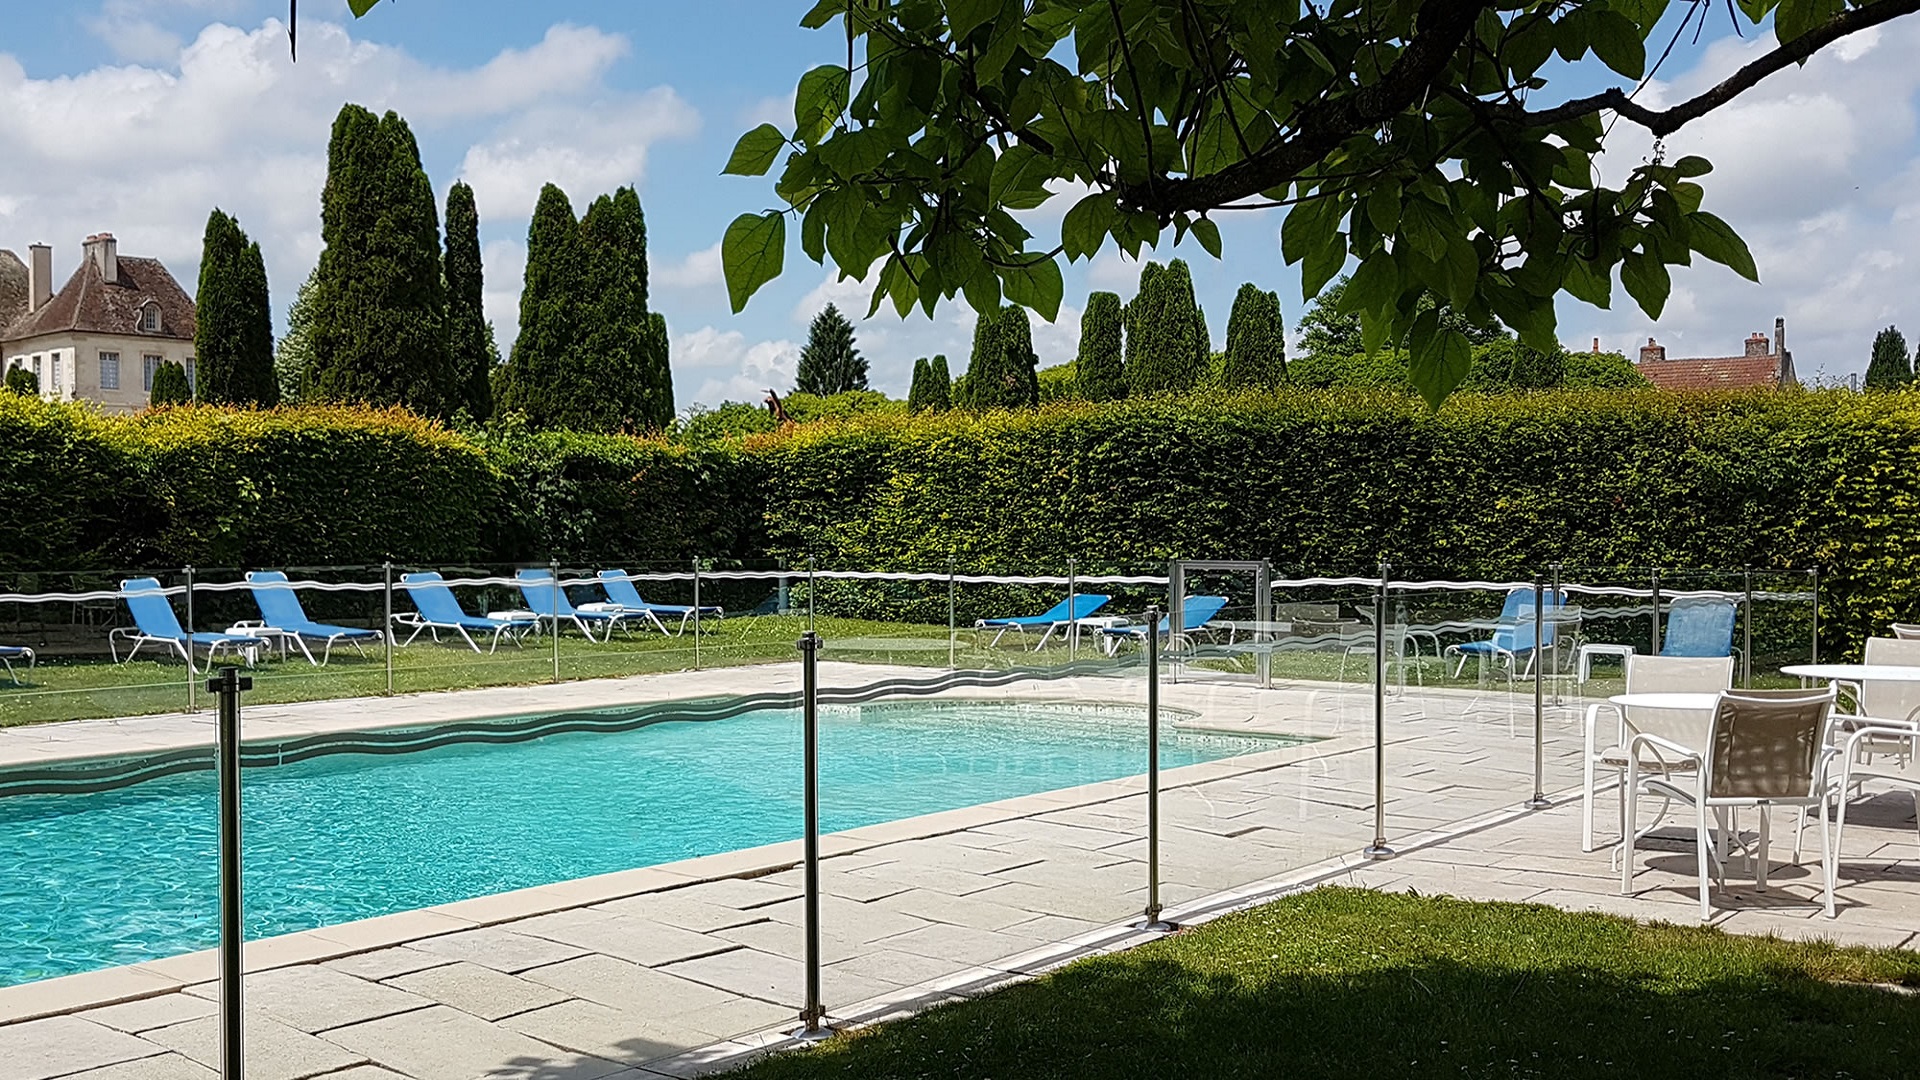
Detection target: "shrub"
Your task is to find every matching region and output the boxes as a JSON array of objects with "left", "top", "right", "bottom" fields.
[
  {"left": 1222, "top": 283, "right": 1286, "bottom": 388},
  {"left": 908, "top": 356, "right": 952, "bottom": 413},
  {"left": 148, "top": 361, "right": 192, "bottom": 406},
  {"left": 4, "top": 366, "right": 38, "bottom": 396},
  {"left": 1037, "top": 363, "right": 1077, "bottom": 403}
]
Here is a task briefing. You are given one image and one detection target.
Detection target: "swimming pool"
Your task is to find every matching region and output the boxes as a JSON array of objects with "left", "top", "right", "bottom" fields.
[{"left": 0, "top": 698, "right": 1298, "bottom": 986}]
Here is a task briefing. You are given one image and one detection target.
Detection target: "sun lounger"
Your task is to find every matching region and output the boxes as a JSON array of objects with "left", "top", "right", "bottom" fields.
[
  {"left": 392, "top": 571, "right": 536, "bottom": 653},
  {"left": 109, "top": 577, "right": 260, "bottom": 670},
  {"left": 246, "top": 570, "right": 386, "bottom": 665},
  {"left": 975, "top": 593, "right": 1112, "bottom": 649}
]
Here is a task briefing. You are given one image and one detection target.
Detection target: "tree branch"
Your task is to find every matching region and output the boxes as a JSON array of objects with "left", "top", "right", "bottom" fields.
[
  {"left": 1524, "top": 0, "right": 1920, "bottom": 135},
  {"left": 1110, "top": 0, "right": 1493, "bottom": 215}
]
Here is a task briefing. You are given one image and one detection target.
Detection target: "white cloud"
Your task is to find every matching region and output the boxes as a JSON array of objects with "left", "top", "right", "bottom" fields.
[
  {"left": 654, "top": 241, "right": 723, "bottom": 290},
  {"left": 676, "top": 326, "right": 801, "bottom": 407},
  {"left": 0, "top": 15, "right": 697, "bottom": 341},
  {"left": 738, "top": 93, "right": 793, "bottom": 131}
]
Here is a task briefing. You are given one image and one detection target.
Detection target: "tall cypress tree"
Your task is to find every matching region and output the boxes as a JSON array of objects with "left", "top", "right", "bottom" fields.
[
  {"left": 1124, "top": 259, "right": 1204, "bottom": 395},
  {"left": 194, "top": 208, "right": 278, "bottom": 407},
  {"left": 1865, "top": 326, "right": 1912, "bottom": 390},
  {"left": 497, "top": 184, "right": 584, "bottom": 423},
  {"left": 907, "top": 357, "right": 934, "bottom": 412},
  {"left": 444, "top": 182, "right": 494, "bottom": 421},
  {"left": 928, "top": 354, "right": 952, "bottom": 410},
  {"left": 1075, "top": 291, "right": 1125, "bottom": 401},
  {"left": 1222, "top": 283, "right": 1287, "bottom": 388},
  {"left": 306, "top": 104, "right": 454, "bottom": 416},
  {"left": 578, "top": 187, "right": 658, "bottom": 429},
  {"left": 961, "top": 307, "right": 1038, "bottom": 409},
  {"left": 646, "top": 311, "right": 675, "bottom": 427},
  {"left": 794, "top": 304, "right": 867, "bottom": 395}
]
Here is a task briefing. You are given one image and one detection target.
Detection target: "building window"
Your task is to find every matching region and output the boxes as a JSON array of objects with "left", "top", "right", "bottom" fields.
[
  {"left": 142, "top": 307, "right": 161, "bottom": 333},
  {"left": 143, "top": 354, "right": 162, "bottom": 391},
  {"left": 99, "top": 352, "right": 121, "bottom": 390},
  {"left": 50, "top": 353, "right": 61, "bottom": 392},
  {"left": 185, "top": 358, "right": 196, "bottom": 396},
  {"left": 31, "top": 356, "right": 41, "bottom": 384}
]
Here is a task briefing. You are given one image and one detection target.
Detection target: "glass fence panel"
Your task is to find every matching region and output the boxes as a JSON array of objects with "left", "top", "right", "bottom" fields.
[{"left": 0, "top": 566, "right": 198, "bottom": 726}]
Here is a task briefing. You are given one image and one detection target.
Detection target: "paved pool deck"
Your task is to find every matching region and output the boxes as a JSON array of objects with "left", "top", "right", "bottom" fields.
[{"left": 4, "top": 662, "right": 1917, "bottom": 1080}]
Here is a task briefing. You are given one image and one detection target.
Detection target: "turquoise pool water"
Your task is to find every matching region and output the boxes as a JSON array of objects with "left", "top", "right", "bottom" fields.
[{"left": 0, "top": 699, "right": 1292, "bottom": 986}]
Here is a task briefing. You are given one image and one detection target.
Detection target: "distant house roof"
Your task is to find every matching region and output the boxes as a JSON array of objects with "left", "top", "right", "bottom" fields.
[
  {"left": 1, "top": 253, "right": 196, "bottom": 345},
  {"left": 1638, "top": 355, "right": 1790, "bottom": 391}
]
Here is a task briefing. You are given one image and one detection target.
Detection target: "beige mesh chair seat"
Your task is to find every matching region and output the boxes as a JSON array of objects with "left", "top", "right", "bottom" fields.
[
  {"left": 1619, "top": 687, "right": 1839, "bottom": 920},
  {"left": 1581, "top": 655, "right": 1734, "bottom": 852}
]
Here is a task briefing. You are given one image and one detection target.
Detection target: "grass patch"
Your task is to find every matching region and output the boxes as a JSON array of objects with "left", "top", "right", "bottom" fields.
[{"left": 728, "top": 888, "right": 1920, "bottom": 1079}]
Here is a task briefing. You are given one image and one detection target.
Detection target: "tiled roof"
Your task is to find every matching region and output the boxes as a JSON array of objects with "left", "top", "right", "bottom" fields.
[
  {"left": 0, "top": 255, "right": 195, "bottom": 344},
  {"left": 1639, "top": 355, "right": 1785, "bottom": 391}
]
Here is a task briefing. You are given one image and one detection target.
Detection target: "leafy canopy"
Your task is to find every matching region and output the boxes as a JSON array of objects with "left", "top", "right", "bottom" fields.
[{"left": 335, "top": 0, "right": 1917, "bottom": 404}]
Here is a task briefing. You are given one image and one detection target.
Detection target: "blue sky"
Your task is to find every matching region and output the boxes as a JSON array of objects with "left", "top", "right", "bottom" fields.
[{"left": 3, "top": 1, "right": 1913, "bottom": 402}]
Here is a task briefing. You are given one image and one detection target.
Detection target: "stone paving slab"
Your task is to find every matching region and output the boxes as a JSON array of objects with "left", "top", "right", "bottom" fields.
[
  {"left": 0, "top": 1014, "right": 162, "bottom": 1080},
  {"left": 388, "top": 961, "right": 570, "bottom": 1022},
  {"left": 144, "top": 1012, "right": 365, "bottom": 1080},
  {"left": 79, "top": 993, "right": 216, "bottom": 1034},
  {"left": 322, "top": 1005, "right": 625, "bottom": 1080}
]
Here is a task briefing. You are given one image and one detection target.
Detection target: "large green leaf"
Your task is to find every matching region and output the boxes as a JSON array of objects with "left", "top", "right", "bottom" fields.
[
  {"left": 945, "top": 0, "right": 1002, "bottom": 40},
  {"left": 794, "top": 65, "right": 851, "bottom": 146},
  {"left": 1687, "top": 212, "right": 1760, "bottom": 282},
  {"left": 1587, "top": 11, "right": 1647, "bottom": 79},
  {"left": 723, "top": 212, "right": 786, "bottom": 314},
  {"left": 1001, "top": 256, "right": 1065, "bottom": 321},
  {"left": 1619, "top": 252, "right": 1671, "bottom": 320},
  {"left": 723, "top": 124, "right": 787, "bottom": 177},
  {"left": 1408, "top": 310, "right": 1473, "bottom": 408}
]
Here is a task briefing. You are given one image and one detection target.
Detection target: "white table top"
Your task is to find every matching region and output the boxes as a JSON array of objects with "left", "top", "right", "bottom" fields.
[
  {"left": 1608, "top": 692, "right": 1720, "bottom": 711},
  {"left": 1781, "top": 663, "right": 1920, "bottom": 681}
]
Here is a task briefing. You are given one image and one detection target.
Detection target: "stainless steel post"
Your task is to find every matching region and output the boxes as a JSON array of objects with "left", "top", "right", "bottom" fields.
[
  {"left": 947, "top": 562, "right": 957, "bottom": 671},
  {"left": 184, "top": 565, "right": 197, "bottom": 712},
  {"left": 1143, "top": 605, "right": 1172, "bottom": 930},
  {"left": 777, "top": 556, "right": 789, "bottom": 616},
  {"left": 1364, "top": 562, "right": 1394, "bottom": 859},
  {"left": 550, "top": 559, "right": 561, "bottom": 683},
  {"left": 383, "top": 561, "right": 394, "bottom": 696},
  {"left": 1066, "top": 558, "right": 1077, "bottom": 662},
  {"left": 1167, "top": 561, "right": 1184, "bottom": 685},
  {"left": 209, "top": 665, "right": 251, "bottom": 1080},
  {"left": 692, "top": 558, "right": 702, "bottom": 671},
  {"left": 1650, "top": 568, "right": 1662, "bottom": 655},
  {"left": 1255, "top": 559, "right": 1272, "bottom": 689},
  {"left": 794, "top": 631, "right": 830, "bottom": 1040},
  {"left": 1526, "top": 574, "right": 1551, "bottom": 810},
  {"left": 1811, "top": 566, "right": 1821, "bottom": 663},
  {"left": 1742, "top": 565, "right": 1755, "bottom": 688},
  {"left": 1549, "top": 561, "right": 1563, "bottom": 705},
  {"left": 807, "top": 558, "right": 816, "bottom": 633}
]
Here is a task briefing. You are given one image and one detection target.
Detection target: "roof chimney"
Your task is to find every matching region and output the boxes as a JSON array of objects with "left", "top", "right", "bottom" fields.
[
  {"left": 27, "top": 244, "right": 51, "bottom": 312},
  {"left": 1639, "top": 337, "right": 1666, "bottom": 365},
  {"left": 1745, "top": 332, "right": 1770, "bottom": 358},
  {"left": 1774, "top": 316, "right": 1786, "bottom": 358},
  {"left": 83, "top": 233, "right": 117, "bottom": 285},
  {"left": 1592, "top": 338, "right": 1600, "bottom": 353}
]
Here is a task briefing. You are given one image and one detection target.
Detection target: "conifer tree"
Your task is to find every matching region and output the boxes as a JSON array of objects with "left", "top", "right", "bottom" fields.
[
  {"left": 1124, "top": 259, "right": 1204, "bottom": 395},
  {"left": 274, "top": 269, "right": 318, "bottom": 404},
  {"left": 1866, "top": 326, "right": 1912, "bottom": 390},
  {"left": 907, "top": 357, "right": 934, "bottom": 412},
  {"left": 306, "top": 104, "right": 455, "bottom": 415},
  {"left": 148, "top": 361, "right": 192, "bottom": 406},
  {"left": 1222, "top": 283, "right": 1288, "bottom": 388},
  {"left": 194, "top": 209, "right": 278, "bottom": 407},
  {"left": 927, "top": 354, "right": 952, "bottom": 410},
  {"left": 1075, "top": 291, "right": 1126, "bottom": 401},
  {"left": 497, "top": 184, "right": 584, "bottom": 422},
  {"left": 444, "top": 182, "right": 494, "bottom": 421},
  {"left": 960, "top": 307, "right": 1038, "bottom": 409},
  {"left": 579, "top": 187, "right": 663, "bottom": 428},
  {"left": 794, "top": 304, "right": 867, "bottom": 395}
]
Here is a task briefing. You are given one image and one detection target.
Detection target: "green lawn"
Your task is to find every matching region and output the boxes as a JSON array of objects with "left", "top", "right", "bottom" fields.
[{"left": 728, "top": 888, "right": 1920, "bottom": 1080}]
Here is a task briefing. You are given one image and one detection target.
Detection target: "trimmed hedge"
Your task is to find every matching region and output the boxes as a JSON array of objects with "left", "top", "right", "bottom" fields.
[{"left": 6, "top": 390, "right": 1920, "bottom": 653}]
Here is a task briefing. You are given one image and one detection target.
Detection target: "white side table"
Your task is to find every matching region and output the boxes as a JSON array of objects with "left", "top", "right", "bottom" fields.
[{"left": 1578, "top": 643, "right": 1635, "bottom": 684}]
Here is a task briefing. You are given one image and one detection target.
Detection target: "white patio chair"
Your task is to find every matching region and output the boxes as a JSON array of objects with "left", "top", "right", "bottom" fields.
[
  {"left": 1620, "top": 686, "right": 1839, "bottom": 921},
  {"left": 1581, "top": 654, "right": 1733, "bottom": 851},
  {"left": 1831, "top": 722, "right": 1920, "bottom": 899}
]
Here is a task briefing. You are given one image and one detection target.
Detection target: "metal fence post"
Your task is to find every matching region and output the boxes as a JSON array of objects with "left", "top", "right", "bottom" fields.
[
  {"left": 1364, "top": 562, "right": 1394, "bottom": 859},
  {"left": 1527, "top": 573, "right": 1550, "bottom": 810},
  {"left": 383, "top": 561, "right": 394, "bottom": 696},
  {"left": 1811, "top": 566, "right": 1821, "bottom": 663},
  {"left": 1650, "top": 567, "right": 1662, "bottom": 655},
  {"left": 947, "top": 561, "right": 957, "bottom": 671},
  {"left": 1549, "top": 561, "right": 1563, "bottom": 705},
  {"left": 1143, "top": 605, "right": 1172, "bottom": 930},
  {"left": 1066, "top": 558, "right": 1077, "bottom": 662},
  {"left": 184, "top": 565, "right": 197, "bottom": 713},
  {"left": 1167, "top": 561, "right": 1185, "bottom": 685},
  {"left": 807, "top": 558, "right": 816, "bottom": 634},
  {"left": 692, "top": 558, "right": 702, "bottom": 671},
  {"left": 777, "top": 556, "right": 789, "bottom": 616},
  {"left": 209, "top": 665, "right": 251, "bottom": 1080},
  {"left": 550, "top": 559, "right": 561, "bottom": 684},
  {"left": 794, "top": 631, "right": 831, "bottom": 1040},
  {"left": 1742, "top": 565, "right": 1755, "bottom": 688}
]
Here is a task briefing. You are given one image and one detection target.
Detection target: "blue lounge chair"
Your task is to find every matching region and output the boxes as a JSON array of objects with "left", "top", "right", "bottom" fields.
[
  {"left": 393, "top": 572, "right": 536, "bottom": 653},
  {"left": 245, "top": 570, "right": 385, "bottom": 665},
  {"left": 516, "top": 568, "right": 630, "bottom": 641},
  {"left": 1100, "top": 595, "right": 1231, "bottom": 655},
  {"left": 1660, "top": 599, "right": 1737, "bottom": 658},
  {"left": 596, "top": 569, "right": 724, "bottom": 635},
  {"left": 976, "top": 593, "right": 1112, "bottom": 649},
  {"left": 1444, "top": 587, "right": 1570, "bottom": 678},
  {"left": 110, "top": 577, "right": 260, "bottom": 670},
  {"left": 0, "top": 644, "right": 34, "bottom": 685}
]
